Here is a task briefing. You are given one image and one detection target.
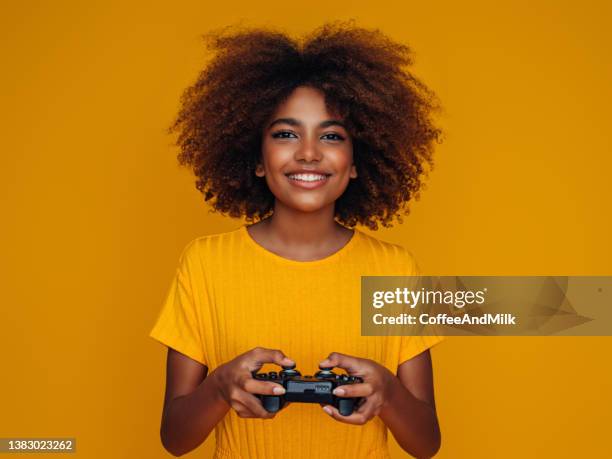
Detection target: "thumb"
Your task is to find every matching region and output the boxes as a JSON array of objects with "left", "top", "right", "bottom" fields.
[
  {"left": 248, "top": 347, "right": 295, "bottom": 371},
  {"left": 319, "top": 352, "right": 361, "bottom": 374}
]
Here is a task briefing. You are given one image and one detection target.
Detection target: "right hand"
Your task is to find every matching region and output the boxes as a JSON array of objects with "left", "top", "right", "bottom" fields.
[{"left": 210, "top": 347, "right": 294, "bottom": 419}]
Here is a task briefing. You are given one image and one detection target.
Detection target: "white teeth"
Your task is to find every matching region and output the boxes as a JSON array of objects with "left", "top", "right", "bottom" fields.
[{"left": 287, "top": 173, "right": 328, "bottom": 182}]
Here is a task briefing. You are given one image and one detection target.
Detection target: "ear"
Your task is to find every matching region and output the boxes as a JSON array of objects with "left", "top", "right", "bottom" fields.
[
  {"left": 349, "top": 163, "right": 357, "bottom": 179},
  {"left": 255, "top": 163, "right": 265, "bottom": 177}
]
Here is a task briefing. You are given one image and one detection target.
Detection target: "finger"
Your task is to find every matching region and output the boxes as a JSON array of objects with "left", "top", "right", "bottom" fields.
[
  {"left": 243, "top": 378, "right": 286, "bottom": 396},
  {"left": 319, "top": 352, "right": 361, "bottom": 374},
  {"left": 355, "top": 396, "right": 379, "bottom": 418},
  {"left": 236, "top": 391, "right": 276, "bottom": 419},
  {"left": 230, "top": 400, "right": 256, "bottom": 419},
  {"left": 332, "top": 382, "right": 373, "bottom": 398},
  {"left": 321, "top": 404, "right": 371, "bottom": 425},
  {"left": 249, "top": 347, "right": 295, "bottom": 370}
]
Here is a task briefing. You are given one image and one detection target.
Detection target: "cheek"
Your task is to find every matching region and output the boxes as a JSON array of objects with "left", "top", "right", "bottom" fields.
[
  {"left": 331, "top": 147, "right": 354, "bottom": 170},
  {"left": 261, "top": 143, "right": 291, "bottom": 170}
]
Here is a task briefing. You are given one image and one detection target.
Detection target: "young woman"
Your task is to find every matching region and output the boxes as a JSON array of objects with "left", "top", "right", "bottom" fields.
[{"left": 150, "top": 22, "right": 444, "bottom": 459}]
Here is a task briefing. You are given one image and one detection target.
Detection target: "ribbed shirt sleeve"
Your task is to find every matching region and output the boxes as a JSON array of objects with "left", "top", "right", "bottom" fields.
[
  {"left": 397, "top": 248, "right": 445, "bottom": 365},
  {"left": 149, "top": 241, "right": 207, "bottom": 366}
]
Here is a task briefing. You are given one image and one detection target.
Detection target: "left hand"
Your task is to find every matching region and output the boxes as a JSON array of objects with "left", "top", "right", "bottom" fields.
[{"left": 318, "top": 352, "right": 398, "bottom": 425}]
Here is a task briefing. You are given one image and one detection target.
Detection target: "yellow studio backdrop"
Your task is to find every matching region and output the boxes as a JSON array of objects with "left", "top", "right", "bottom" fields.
[{"left": 1, "top": 1, "right": 610, "bottom": 457}]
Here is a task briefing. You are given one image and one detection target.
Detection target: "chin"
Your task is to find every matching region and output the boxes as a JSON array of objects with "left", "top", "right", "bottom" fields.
[
  {"left": 291, "top": 204, "right": 329, "bottom": 213},
  {"left": 282, "top": 198, "right": 332, "bottom": 213}
]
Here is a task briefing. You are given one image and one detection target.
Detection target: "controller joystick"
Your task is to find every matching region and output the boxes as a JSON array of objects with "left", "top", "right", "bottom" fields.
[
  {"left": 253, "top": 364, "right": 363, "bottom": 416},
  {"left": 280, "top": 363, "right": 300, "bottom": 377},
  {"left": 315, "top": 366, "right": 335, "bottom": 378}
]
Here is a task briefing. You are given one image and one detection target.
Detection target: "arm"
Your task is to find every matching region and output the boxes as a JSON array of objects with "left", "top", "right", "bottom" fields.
[
  {"left": 319, "top": 350, "right": 441, "bottom": 459},
  {"left": 159, "top": 349, "right": 228, "bottom": 456},
  {"left": 159, "top": 347, "right": 294, "bottom": 457},
  {"left": 379, "top": 350, "right": 441, "bottom": 458}
]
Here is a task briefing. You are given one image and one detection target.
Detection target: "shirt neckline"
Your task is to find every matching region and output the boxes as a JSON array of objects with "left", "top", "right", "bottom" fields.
[{"left": 240, "top": 224, "right": 361, "bottom": 266}]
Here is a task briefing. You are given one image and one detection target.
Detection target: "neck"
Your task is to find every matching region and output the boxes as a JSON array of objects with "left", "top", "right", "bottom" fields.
[{"left": 263, "top": 201, "right": 343, "bottom": 246}]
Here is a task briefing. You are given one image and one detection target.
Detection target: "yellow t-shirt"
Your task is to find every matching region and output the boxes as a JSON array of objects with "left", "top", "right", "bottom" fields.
[{"left": 149, "top": 225, "right": 443, "bottom": 459}]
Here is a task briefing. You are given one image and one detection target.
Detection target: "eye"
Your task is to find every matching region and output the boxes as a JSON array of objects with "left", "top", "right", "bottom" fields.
[
  {"left": 271, "top": 130, "right": 297, "bottom": 139},
  {"left": 321, "top": 133, "right": 345, "bottom": 141}
]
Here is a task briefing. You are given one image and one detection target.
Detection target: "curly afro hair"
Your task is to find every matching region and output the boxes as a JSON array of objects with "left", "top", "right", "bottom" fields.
[{"left": 169, "top": 20, "right": 443, "bottom": 230}]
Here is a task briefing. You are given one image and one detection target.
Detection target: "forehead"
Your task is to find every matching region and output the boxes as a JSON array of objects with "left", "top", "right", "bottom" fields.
[{"left": 271, "top": 86, "right": 341, "bottom": 120}]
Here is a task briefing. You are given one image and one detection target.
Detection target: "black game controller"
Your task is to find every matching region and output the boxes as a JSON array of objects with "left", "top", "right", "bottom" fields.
[{"left": 252, "top": 364, "right": 363, "bottom": 416}]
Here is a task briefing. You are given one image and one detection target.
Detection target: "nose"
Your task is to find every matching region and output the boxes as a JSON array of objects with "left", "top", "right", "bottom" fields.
[{"left": 294, "top": 136, "right": 322, "bottom": 162}]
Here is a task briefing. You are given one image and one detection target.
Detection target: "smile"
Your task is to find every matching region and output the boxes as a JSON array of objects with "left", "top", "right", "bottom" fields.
[
  {"left": 285, "top": 173, "right": 331, "bottom": 189},
  {"left": 286, "top": 173, "right": 330, "bottom": 182}
]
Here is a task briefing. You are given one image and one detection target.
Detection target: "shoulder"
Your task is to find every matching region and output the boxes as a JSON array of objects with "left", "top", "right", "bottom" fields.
[
  {"left": 354, "top": 229, "right": 419, "bottom": 275},
  {"left": 356, "top": 229, "right": 416, "bottom": 259},
  {"left": 176, "top": 227, "right": 243, "bottom": 265}
]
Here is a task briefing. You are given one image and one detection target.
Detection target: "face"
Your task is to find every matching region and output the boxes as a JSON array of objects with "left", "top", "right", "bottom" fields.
[{"left": 256, "top": 86, "right": 357, "bottom": 214}]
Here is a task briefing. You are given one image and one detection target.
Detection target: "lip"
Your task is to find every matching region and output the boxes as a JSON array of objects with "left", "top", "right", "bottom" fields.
[
  {"left": 285, "top": 168, "right": 332, "bottom": 176},
  {"left": 285, "top": 171, "right": 331, "bottom": 190}
]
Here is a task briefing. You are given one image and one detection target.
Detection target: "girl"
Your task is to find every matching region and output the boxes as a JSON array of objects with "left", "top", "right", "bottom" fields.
[{"left": 150, "top": 21, "right": 444, "bottom": 459}]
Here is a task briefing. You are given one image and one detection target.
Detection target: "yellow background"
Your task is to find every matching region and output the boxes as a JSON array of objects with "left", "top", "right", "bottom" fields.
[{"left": 1, "top": 1, "right": 610, "bottom": 457}]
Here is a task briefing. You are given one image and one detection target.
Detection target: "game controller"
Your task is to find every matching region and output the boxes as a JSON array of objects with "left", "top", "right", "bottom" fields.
[{"left": 252, "top": 364, "right": 364, "bottom": 416}]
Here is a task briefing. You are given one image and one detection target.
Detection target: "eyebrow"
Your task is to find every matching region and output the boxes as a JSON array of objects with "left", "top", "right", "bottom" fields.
[{"left": 267, "top": 117, "right": 347, "bottom": 130}]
